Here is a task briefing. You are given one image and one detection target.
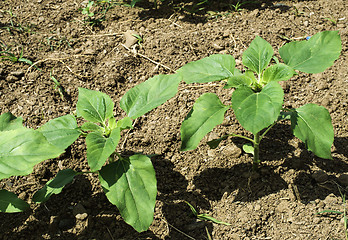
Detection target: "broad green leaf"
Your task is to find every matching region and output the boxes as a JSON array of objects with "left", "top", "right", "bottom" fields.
[
  {"left": 86, "top": 128, "right": 121, "bottom": 171},
  {"left": 120, "top": 74, "right": 181, "bottom": 119},
  {"left": 32, "top": 169, "right": 77, "bottom": 203},
  {"left": 0, "top": 189, "right": 30, "bottom": 213},
  {"left": 290, "top": 104, "right": 333, "bottom": 159},
  {"left": 243, "top": 143, "right": 254, "bottom": 155},
  {"left": 279, "top": 31, "right": 342, "bottom": 73},
  {"left": 261, "top": 64, "right": 295, "bottom": 84},
  {"left": 99, "top": 154, "right": 157, "bottom": 232},
  {"left": 38, "top": 115, "right": 81, "bottom": 150},
  {"left": 81, "top": 122, "right": 103, "bottom": 132},
  {"left": 116, "top": 117, "right": 133, "bottom": 130},
  {"left": 177, "top": 54, "right": 236, "bottom": 84},
  {"left": 181, "top": 93, "right": 230, "bottom": 151},
  {"left": 232, "top": 82, "right": 284, "bottom": 135},
  {"left": 207, "top": 135, "right": 228, "bottom": 149},
  {"left": 76, "top": 88, "right": 114, "bottom": 123},
  {"left": 0, "top": 128, "right": 64, "bottom": 180},
  {"left": 0, "top": 112, "right": 24, "bottom": 131},
  {"left": 242, "top": 36, "right": 274, "bottom": 74},
  {"left": 224, "top": 70, "right": 255, "bottom": 89}
]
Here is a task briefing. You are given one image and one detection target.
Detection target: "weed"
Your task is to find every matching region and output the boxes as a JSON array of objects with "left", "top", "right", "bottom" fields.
[
  {"left": 50, "top": 69, "right": 65, "bottom": 100},
  {"left": 185, "top": 201, "right": 231, "bottom": 225}
]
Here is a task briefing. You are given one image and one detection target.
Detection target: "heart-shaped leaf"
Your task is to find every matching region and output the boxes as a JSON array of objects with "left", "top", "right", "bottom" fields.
[
  {"left": 86, "top": 128, "right": 121, "bottom": 172},
  {"left": 242, "top": 36, "right": 274, "bottom": 75},
  {"left": 290, "top": 104, "right": 333, "bottom": 159},
  {"left": 279, "top": 31, "right": 341, "bottom": 73},
  {"left": 38, "top": 115, "right": 81, "bottom": 150},
  {"left": 99, "top": 154, "right": 157, "bottom": 232},
  {"left": 181, "top": 93, "right": 230, "bottom": 151},
  {"left": 0, "top": 128, "right": 64, "bottom": 180},
  {"left": 232, "top": 82, "right": 284, "bottom": 135},
  {"left": 76, "top": 88, "right": 114, "bottom": 123},
  {"left": 120, "top": 74, "right": 181, "bottom": 119},
  {"left": 261, "top": 63, "right": 295, "bottom": 84},
  {"left": 177, "top": 54, "right": 236, "bottom": 84}
]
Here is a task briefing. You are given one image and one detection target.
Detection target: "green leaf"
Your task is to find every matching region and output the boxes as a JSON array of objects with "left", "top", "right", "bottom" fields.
[
  {"left": 181, "top": 93, "right": 230, "bottom": 151},
  {"left": 242, "top": 36, "right": 274, "bottom": 75},
  {"left": 120, "top": 74, "right": 181, "bottom": 119},
  {"left": 290, "top": 104, "right": 333, "bottom": 159},
  {"left": 261, "top": 63, "right": 295, "bottom": 84},
  {"left": 243, "top": 143, "right": 254, "bottom": 155},
  {"left": 197, "top": 214, "right": 231, "bottom": 226},
  {"left": 232, "top": 82, "right": 284, "bottom": 135},
  {"left": 224, "top": 70, "right": 255, "bottom": 89},
  {"left": 86, "top": 128, "right": 121, "bottom": 171},
  {"left": 116, "top": 117, "right": 133, "bottom": 130},
  {"left": 32, "top": 169, "right": 77, "bottom": 203},
  {"left": 99, "top": 154, "right": 157, "bottom": 232},
  {"left": 81, "top": 122, "right": 103, "bottom": 132},
  {"left": 0, "top": 189, "right": 30, "bottom": 213},
  {"left": 76, "top": 88, "right": 114, "bottom": 123},
  {"left": 0, "top": 112, "right": 24, "bottom": 131},
  {"left": 38, "top": 115, "right": 81, "bottom": 150},
  {"left": 177, "top": 54, "right": 236, "bottom": 84},
  {"left": 207, "top": 135, "right": 228, "bottom": 149},
  {"left": 279, "top": 31, "right": 342, "bottom": 73},
  {"left": 185, "top": 201, "right": 198, "bottom": 217},
  {"left": 0, "top": 128, "right": 64, "bottom": 180}
]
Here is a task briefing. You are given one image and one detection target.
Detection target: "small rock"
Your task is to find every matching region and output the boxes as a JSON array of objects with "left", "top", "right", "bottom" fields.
[
  {"left": 313, "top": 217, "right": 321, "bottom": 224},
  {"left": 10, "top": 71, "right": 24, "bottom": 78},
  {"left": 338, "top": 174, "right": 348, "bottom": 186},
  {"left": 222, "top": 144, "right": 242, "bottom": 158},
  {"left": 303, "top": 20, "right": 309, "bottom": 27},
  {"left": 75, "top": 213, "right": 88, "bottom": 220},
  {"left": 311, "top": 170, "right": 328, "bottom": 183},
  {"left": 6, "top": 75, "right": 19, "bottom": 83},
  {"left": 324, "top": 193, "right": 338, "bottom": 205},
  {"left": 124, "top": 30, "right": 139, "bottom": 48},
  {"left": 73, "top": 203, "right": 88, "bottom": 220},
  {"left": 18, "top": 192, "right": 27, "bottom": 200},
  {"left": 212, "top": 42, "right": 224, "bottom": 51},
  {"left": 222, "top": 30, "right": 230, "bottom": 38}
]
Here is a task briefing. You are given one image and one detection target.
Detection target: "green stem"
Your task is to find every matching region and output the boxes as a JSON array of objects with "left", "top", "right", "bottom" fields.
[
  {"left": 260, "top": 122, "right": 277, "bottom": 140},
  {"left": 229, "top": 133, "right": 255, "bottom": 144},
  {"left": 252, "top": 132, "right": 261, "bottom": 171}
]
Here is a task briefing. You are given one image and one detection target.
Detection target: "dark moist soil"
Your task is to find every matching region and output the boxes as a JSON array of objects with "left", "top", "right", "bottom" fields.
[{"left": 0, "top": 0, "right": 347, "bottom": 239}]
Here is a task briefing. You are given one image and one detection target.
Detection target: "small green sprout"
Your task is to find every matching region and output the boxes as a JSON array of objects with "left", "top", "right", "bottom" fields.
[
  {"left": 50, "top": 69, "right": 65, "bottom": 100},
  {"left": 132, "top": 33, "right": 143, "bottom": 48},
  {"left": 185, "top": 201, "right": 231, "bottom": 225}
]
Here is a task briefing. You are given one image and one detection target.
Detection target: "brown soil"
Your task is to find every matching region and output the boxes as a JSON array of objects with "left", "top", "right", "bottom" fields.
[{"left": 0, "top": 0, "right": 347, "bottom": 239}]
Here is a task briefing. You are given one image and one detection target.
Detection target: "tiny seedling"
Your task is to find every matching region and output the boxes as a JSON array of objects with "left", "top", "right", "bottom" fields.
[
  {"left": 176, "top": 31, "right": 341, "bottom": 170},
  {"left": 132, "top": 33, "right": 144, "bottom": 48},
  {"left": 0, "top": 74, "right": 182, "bottom": 232},
  {"left": 323, "top": 17, "right": 337, "bottom": 26},
  {"left": 185, "top": 201, "right": 231, "bottom": 225},
  {"left": 50, "top": 69, "right": 65, "bottom": 100},
  {"left": 316, "top": 186, "right": 347, "bottom": 240},
  {"left": 0, "top": 42, "right": 37, "bottom": 68},
  {"left": 79, "top": 0, "right": 115, "bottom": 26}
]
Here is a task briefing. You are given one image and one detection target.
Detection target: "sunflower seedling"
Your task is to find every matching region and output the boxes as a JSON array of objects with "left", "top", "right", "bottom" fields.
[
  {"left": 176, "top": 31, "right": 341, "bottom": 170},
  {"left": 0, "top": 74, "right": 181, "bottom": 232}
]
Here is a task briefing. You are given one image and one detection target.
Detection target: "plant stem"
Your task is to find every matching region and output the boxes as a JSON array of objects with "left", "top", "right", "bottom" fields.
[
  {"left": 229, "top": 133, "right": 254, "bottom": 143},
  {"left": 253, "top": 132, "right": 261, "bottom": 170}
]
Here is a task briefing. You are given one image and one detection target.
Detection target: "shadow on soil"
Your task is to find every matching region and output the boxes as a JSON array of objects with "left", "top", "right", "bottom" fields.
[
  {"left": 193, "top": 163, "right": 288, "bottom": 202},
  {"left": 136, "top": 0, "right": 298, "bottom": 23}
]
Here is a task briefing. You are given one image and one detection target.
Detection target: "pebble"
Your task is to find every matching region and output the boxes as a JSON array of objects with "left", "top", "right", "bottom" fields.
[
  {"left": 6, "top": 75, "right": 19, "bottom": 83},
  {"left": 222, "top": 144, "right": 242, "bottom": 158},
  {"left": 73, "top": 203, "right": 88, "bottom": 220},
  {"left": 338, "top": 173, "right": 348, "bottom": 186},
  {"left": 212, "top": 42, "right": 224, "bottom": 51},
  {"left": 304, "top": 20, "right": 309, "bottom": 27},
  {"left": 124, "top": 30, "right": 139, "bottom": 48},
  {"left": 10, "top": 71, "right": 24, "bottom": 77},
  {"left": 311, "top": 170, "right": 328, "bottom": 183}
]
